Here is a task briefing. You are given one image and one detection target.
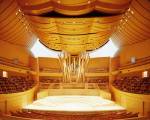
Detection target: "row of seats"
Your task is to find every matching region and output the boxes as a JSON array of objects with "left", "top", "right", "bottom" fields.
[
  {"left": 0, "top": 76, "right": 35, "bottom": 94},
  {"left": 10, "top": 110, "right": 139, "bottom": 120},
  {"left": 113, "top": 76, "right": 150, "bottom": 94}
]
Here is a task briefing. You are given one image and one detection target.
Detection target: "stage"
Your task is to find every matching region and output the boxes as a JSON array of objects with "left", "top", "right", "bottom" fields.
[{"left": 24, "top": 95, "right": 125, "bottom": 113}]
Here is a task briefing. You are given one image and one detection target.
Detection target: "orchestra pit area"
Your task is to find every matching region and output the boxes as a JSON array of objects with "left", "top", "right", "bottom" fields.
[{"left": 0, "top": 0, "right": 150, "bottom": 120}]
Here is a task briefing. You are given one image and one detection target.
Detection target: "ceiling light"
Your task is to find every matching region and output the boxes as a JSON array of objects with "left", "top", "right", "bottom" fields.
[
  {"left": 57, "top": 0, "right": 60, "bottom": 3},
  {"left": 131, "top": 11, "right": 134, "bottom": 14},
  {"left": 88, "top": 1, "right": 91, "bottom": 4}
]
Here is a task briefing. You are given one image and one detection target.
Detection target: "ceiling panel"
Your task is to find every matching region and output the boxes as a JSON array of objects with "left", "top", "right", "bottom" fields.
[
  {"left": 17, "top": 0, "right": 131, "bottom": 15},
  {"left": 0, "top": 0, "right": 150, "bottom": 54},
  {"left": 26, "top": 15, "right": 121, "bottom": 54},
  {"left": 0, "top": 0, "right": 36, "bottom": 47},
  {"left": 111, "top": 0, "right": 150, "bottom": 46}
]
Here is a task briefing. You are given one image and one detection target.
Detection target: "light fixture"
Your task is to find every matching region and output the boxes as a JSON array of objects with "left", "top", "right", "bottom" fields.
[
  {"left": 131, "top": 11, "right": 134, "bottom": 14},
  {"left": 57, "top": 0, "right": 61, "bottom": 3},
  {"left": 88, "top": 1, "right": 91, "bottom": 4},
  {"left": 3, "top": 71, "right": 8, "bottom": 78},
  {"left": 142, "top": 71, "right": 148, "bottom": 78}
]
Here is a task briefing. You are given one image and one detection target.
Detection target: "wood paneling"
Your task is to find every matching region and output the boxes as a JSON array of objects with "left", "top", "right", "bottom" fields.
[
  {"left": 111, "top": 0, "right": 150, "bottom": 46},
  {"left": 26, "top": 15, "right": 121, "bottom": 54},
  {"left": 17, "top": 0, "right": 131, "bottom": 15},
  {"left": 112, "top": 86, "right": 150, "bottom": 116},
  {"left": 0, "top": 86, "right": 36, "bottom": 113},
  {"left": 0, "top": 40, "right": 30, "bottom": 66},
  {"left": 1, "top": 0, "right": 149, "bottom": 54},
  {"left": 0, "top": 0, "right": 36, "bottom": 47},
  {"left": 119, "top": 39, "right": 150, "bottom": 66}
]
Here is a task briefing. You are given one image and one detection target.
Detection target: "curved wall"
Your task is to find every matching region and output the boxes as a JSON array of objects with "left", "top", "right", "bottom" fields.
[
  {"left": 111, "top": 86, "right": 150, "bottom": 117},
  {"left": 0, "top": 86, "right": 36, "bottom": 114},
  {"left": 37, "top": 89, "right": 111, "bottom": 100}
]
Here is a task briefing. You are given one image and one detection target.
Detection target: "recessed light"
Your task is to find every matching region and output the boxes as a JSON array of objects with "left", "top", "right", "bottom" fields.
[
  {"left": 88, "top": 1, "right": 91, "bottom": 4},
  {"left": 131, "top": 11, "right": 134, "bottom": 14},
  {"left": 57, "top": 0, "right": 60, "bottom": 3}
]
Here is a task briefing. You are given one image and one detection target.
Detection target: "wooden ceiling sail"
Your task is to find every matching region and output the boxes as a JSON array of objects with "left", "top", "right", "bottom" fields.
[
  {"left": 111, "top": 0, "right": 150, "bottom": 46},
  {"left": 26, "top": 15, "right": 122, "bottom": 54},
  {"left": 17, "top": 0, "right": 131, "bottom": 15},
  {"left": 0, "top": 0, "right": 36, "bottom": 47},
  {"left": 1, "top": 0, "right": 149, "bottom": 55},
  {"left": 17, "top": 0, "right": 127, "bottom": 54}
]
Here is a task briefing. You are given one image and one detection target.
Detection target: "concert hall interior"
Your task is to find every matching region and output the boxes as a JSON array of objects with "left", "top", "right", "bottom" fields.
[{"left": 0, "top": 0, "right": 150, "bottom": 120}]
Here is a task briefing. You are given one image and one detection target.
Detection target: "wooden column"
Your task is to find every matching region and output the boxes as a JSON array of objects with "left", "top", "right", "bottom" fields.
[
  {"left": 109, "top": 57, "right": 112, "bottom": 88},
  {"left": 36, "top": 57, "right": 40, "bottom": 83}
]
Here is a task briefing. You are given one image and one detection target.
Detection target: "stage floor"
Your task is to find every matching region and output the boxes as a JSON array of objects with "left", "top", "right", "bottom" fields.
[{"left": 24, "top": 95, "right": 125, "bottom": 112}]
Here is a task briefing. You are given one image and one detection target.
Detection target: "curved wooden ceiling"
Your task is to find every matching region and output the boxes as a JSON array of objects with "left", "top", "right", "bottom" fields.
[
  {"left": 17, "top": 0, "right": 131, "bottom": 15},
  {"left": 0, "top": 0, "right": 150, "bottom": 54},
  {"left": 111, "top": 0, "right": 150, "bottom": 46},
  {"left": 0, "top": 0, "right": 36, "bottom": 47},
  {"left": 26, "top": 15, "right": 121, "bottom": 54}
]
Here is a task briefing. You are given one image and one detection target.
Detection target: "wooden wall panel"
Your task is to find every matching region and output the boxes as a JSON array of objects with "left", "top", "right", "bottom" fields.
[
  {"left": 0, "top": 87, "right": 36, "bottom": 114},
  {"left": 87, "top": 57, "right": 109, "bottom": 70},
  {"left": 0, "top": 40, "right": 30, "bottom": 66},
  {"left": 39, "top": 57, "right": 60, "bottom": 69},
  {"left": 119, "top": 39, "right": 150, "bottom": 66},
  {"left": 112, "top": 86, "right": 150, "bottom": 116}
]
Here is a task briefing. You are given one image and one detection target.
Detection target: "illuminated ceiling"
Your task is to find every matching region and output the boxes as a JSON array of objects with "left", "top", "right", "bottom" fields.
[
  {"left": 17, "top": 0, "right": 131, "bottom": 15},
  {"left": 26, "top": 15, "right": 121, "bottom": 54},
  {"left": 112, "top": 0, "right": 150, "bottom": 46},
  {"left": 0, "top": 0, "right": 150, "bottom": 55},
  {"left": 0, "top": 0, "right": 36, "bottom": 47}
]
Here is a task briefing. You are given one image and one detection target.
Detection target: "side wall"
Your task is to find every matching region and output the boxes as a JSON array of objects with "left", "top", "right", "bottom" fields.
[
  {"left": 119, "top": 39, "right": 150, "bottom": 66},
  {"left": 0, "top": 87, "right": 36, "bottom": 114},
  {"left": 0, "top": 41, "right": 31, "bottom": 66}
]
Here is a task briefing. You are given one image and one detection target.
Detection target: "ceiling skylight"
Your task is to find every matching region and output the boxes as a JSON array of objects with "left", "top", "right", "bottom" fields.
[
  {"left": 30, "top": 39, "right": 60, "bottom": 58},
  {"left": 89, "top": 39, "right": 119, "bottom": 58},
  {"left": 31, "top": 38, "right": 119, "bottom": 58}
]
